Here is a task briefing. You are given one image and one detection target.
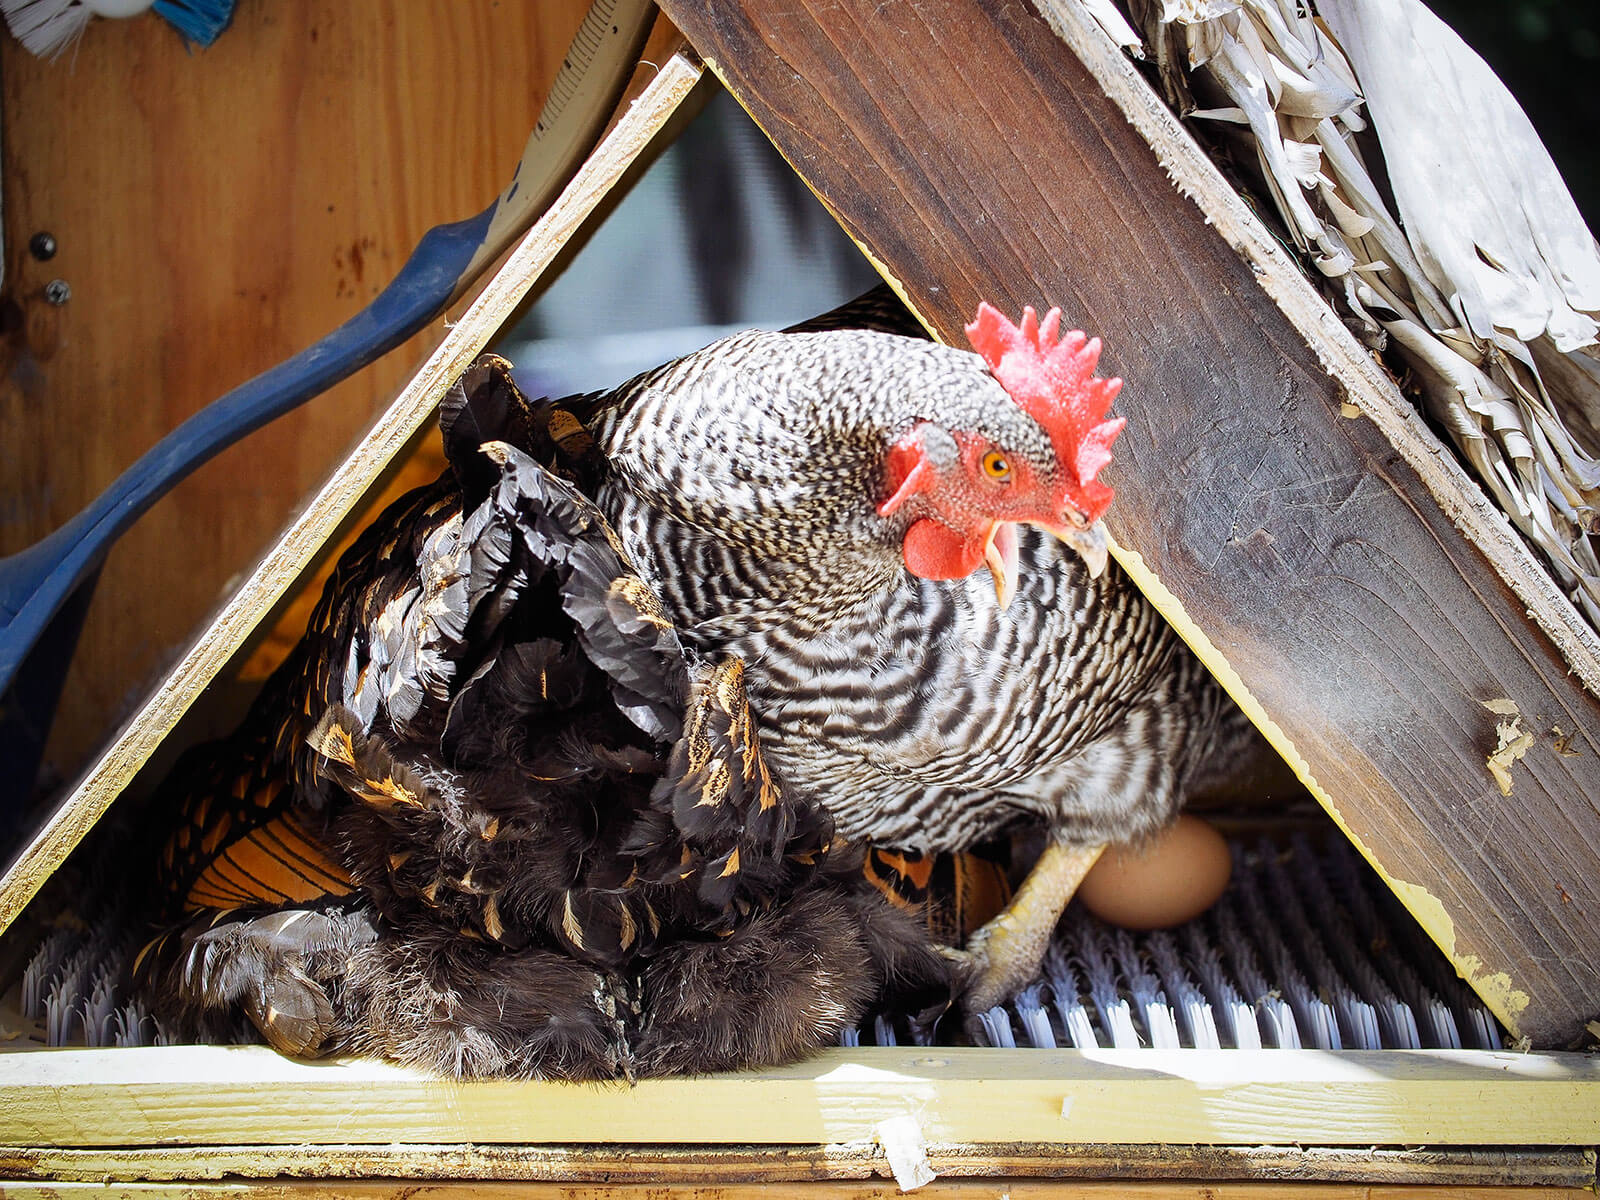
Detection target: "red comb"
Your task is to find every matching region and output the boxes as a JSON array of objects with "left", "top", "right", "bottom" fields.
[{"left": 965, "top": 302, "right": 1126, "bottom": 524}]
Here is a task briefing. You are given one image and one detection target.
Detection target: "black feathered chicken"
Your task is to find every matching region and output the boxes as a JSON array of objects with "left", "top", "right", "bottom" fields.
[{"left": 135, "top": 354, "right": 952, "bottom": 1078}]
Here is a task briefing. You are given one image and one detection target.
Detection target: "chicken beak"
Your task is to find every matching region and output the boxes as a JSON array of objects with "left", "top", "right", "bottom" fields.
[
  {"left": 1033, "top": 518, "right": 1109, "bottom": 579},
  {"left": 1063, "top": 521, "right": 1109, "bottom": 578},
  {"left": 984, "top": 519, "right": 1107, "bottom": 607},
  {"left": 983, "top": 521, "right": 1020, "bottom": 610}
]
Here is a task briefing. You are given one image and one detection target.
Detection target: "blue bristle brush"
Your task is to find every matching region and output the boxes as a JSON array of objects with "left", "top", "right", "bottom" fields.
[{"left": 1, "top": 0, "right": 232, "bottom": 59}]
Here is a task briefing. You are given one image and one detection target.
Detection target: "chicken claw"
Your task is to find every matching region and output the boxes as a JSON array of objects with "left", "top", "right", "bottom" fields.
[{"left": 955, "top": 839, "right": 1106, "bottom": 1020}]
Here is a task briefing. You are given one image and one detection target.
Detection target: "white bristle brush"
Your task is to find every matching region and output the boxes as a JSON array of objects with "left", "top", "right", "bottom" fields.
[{"left": 2, "top": 0, "right": 233, "bottom": 60}]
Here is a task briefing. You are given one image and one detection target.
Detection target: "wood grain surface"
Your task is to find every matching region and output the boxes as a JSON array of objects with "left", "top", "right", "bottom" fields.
[
  {"left": 656, "top": 0, "right": 1600, "bottom": 1046},
  {"left": 4, "top": 1143, "right": 1593, "bottom": 1188},
  {"left": 0, "top": 37, "right": 704, "bottom": 938},
  {"left": 0, "top": 1045, "right": 1596, "bottom": 1149},
  {"left": 0, "top": 1184, "right": 1593, "bottom": 1200},
  {"left": 0, "top": 1, "right": 590, "bottom": 804}
]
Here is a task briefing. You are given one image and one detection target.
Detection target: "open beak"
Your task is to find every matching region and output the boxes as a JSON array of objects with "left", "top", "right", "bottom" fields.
[
  {"left": 983, "top": 522, "right": 1021, "bottom": 609},
  {"left": 983, "top": 518, "right": 1110, "bottom": 610}
]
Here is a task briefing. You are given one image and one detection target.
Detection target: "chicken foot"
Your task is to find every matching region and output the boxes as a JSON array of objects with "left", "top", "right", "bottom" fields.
[{"left": 954, "top": 838, "right": 1106, "bottom": 1018}]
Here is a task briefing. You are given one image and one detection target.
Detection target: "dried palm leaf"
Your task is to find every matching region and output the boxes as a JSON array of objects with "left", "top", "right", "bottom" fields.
[{"left": 1125, "top": 0, "right": 1600, "bottom": 629}]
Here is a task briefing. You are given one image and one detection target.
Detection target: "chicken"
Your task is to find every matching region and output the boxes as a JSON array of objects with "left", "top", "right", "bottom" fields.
[
  {"left": 138, "top": 286, "right": 1279, "bottom": 1062},
  {"left": 134, "top": 356, "right": 952, "bottom": 1078},
  {"left": 570, "top": 289, "right": 1280, "bottom": 1014}
]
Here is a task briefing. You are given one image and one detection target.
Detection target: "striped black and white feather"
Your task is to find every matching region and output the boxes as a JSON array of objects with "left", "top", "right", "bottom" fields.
[
  {"left": 136, "top": 285, "right": 1290, "bottom": 1065},
  {"left": 586, "top": 290, "right": 1277, "bottom": 854}
]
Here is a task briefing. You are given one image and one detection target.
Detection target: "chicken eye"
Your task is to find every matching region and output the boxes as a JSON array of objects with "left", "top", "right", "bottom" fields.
[{"left": 981, "top": 450, "right": 1011, "bottom": 481}]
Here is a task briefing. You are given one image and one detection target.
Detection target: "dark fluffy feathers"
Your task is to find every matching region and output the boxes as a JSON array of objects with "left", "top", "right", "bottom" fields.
[
  {"left": 134, "top": 352, "right": 954, "bottom": 1077},
  {"left": 134, "top": 903, "right": 379, "bottom": 1056}
]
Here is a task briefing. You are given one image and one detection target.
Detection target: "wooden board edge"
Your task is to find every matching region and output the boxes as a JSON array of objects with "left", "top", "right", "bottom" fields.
[
  {"left": 1102, "top": 535, "right": 1540, "bottom": 1036},
  {"left": 0, "top": 1183, "right": 1594, "bottom": 1200},
  {"left": 0, "top": 50, "right": 705, "bottom": 940},
  {"left": 0, "top": 1046, "right": 1596, "bottom": 1149},
  {"left": 1, "top": 1142, "right": 1593, "bottom": 1188},
  {"left": 2, "top": 1184, "right": 1598, "bottom": 1200}
]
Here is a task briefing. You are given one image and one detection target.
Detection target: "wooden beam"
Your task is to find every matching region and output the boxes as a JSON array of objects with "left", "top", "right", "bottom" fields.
[
  {"left": 0, "top": 1046, "right": 1596, "bottom": 1149},
  {"left": 655, "top": 0, "right": 1600, "bottom": 1046},
  {"left": 0, "top": 1183, "right": 1593, "bottom": 1200},
  {"left": 0, "top": 48, "right": 705, "bottom": 940},
  {"left": 3, "top": 1142, "right": 1593, "bottom": 1189}
]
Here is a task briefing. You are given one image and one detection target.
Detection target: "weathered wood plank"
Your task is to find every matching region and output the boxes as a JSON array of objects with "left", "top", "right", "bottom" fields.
[
  {"left": 655, "top": 0, "right": 1600, "bottom": 1046},
  {"left": 0, "top": 1046, "right": 1596, "bottom": 1149},
  {"left": 4, "top": 1143, "right": 1593, "bottom": 1188},
  {"left": 0, "top": 1183, "right": 1592, "bottom": 1200},
  {"left": 0, "top": 48, "right": 705, "bottom": 940}
]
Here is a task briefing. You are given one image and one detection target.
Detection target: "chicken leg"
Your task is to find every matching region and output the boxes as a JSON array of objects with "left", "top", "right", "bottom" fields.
[{"left": 956, "top": 838, "right": 1106, "bottom": 1017}]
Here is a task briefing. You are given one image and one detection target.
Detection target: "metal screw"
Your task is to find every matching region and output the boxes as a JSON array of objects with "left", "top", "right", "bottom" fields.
[
  {"left": 44, "top": 279, "right": 71, "bottom": 305},
  {"left": 29, "top": 232, "right": 57, "bottom": 261}
]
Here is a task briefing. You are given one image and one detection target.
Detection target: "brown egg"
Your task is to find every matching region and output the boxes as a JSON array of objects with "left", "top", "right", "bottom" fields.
[{"left": 1076, "top": 814, "right": 1232, "bottom": 930}]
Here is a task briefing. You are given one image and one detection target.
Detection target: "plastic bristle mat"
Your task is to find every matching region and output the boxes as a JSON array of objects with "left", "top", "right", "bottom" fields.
[
  {"left": 8, "top": 830, "right": 1502, "bottom": 1053},
  {"left": 2, "top": 837, "right": 196, "bottom": 1050},
  {"left": 13, "top": 918, "right": 177, "bottom": 1049},
  {"left": 856, "top": 832, "right": 1503, "bottom": 1051}
]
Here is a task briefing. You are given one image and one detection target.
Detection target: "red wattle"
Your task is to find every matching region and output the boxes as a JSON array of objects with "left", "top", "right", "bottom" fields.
[{"left": 902, "top": 518, "right": 985, "bottom": 581}]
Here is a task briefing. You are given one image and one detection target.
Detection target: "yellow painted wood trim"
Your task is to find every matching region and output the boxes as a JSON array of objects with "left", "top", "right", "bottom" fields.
[
  {"left": 0, "top": 50, "right": 705, "bottom": 942},
  {"left": 4, "top": 1142, "right": 1592, "bottom": 1188},
  {"left": 1106, "top": 539, "right": 1538, "bottom": 1034},
  {"left": 0, "top": 1183, "right": 1593, "bottom": 1200},
  {"left": 0, "top": 1046, "right": 1595, "bottom": 1149}
]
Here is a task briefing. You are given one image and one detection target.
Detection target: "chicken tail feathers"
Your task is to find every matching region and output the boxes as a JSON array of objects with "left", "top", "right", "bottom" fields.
[
  {"left": 308, "top": 706, "right": 437, "bottom": 814},
  {"left": 480, "top": 438, "right": 688, "bottom": 742},
  {"left": 133, "top": 902, "right": 379, "bottom": 1056},
  {"left": 441, "top": 354, "right": 540, "bottom": 509}
]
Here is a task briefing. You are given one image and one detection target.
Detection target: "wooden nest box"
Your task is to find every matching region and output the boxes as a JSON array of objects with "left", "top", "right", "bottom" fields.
[{"left": 0, "top": 0, "right": 1596, "bottom": 1194}]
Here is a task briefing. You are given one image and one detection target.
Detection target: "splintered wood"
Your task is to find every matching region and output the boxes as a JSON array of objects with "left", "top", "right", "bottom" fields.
[{"left": 1481, "top": 698, "right": 1534, "bottom": 796}]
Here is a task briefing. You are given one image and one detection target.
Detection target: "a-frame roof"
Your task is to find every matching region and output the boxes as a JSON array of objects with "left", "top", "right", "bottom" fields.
[{"left": 2, "top": 0, "right": 1598, "bottom": 1050}]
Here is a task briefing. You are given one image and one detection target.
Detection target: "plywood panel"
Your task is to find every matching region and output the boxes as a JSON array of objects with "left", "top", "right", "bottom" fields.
[
  {"left": 0, "top": 1, "right": 590, "bottom": 805},
  {"left": 0, "top": 40, "right": 704, "bottom": 940}
]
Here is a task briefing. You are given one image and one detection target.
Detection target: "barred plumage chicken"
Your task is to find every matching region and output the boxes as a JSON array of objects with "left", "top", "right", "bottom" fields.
[
  {"left": 572, "top": 290, "right": 1280, "bottom": 1012},
  {"left": 137, "top": 289, "right": 1281, "bottom": 1066},
  {"left": 135, "top": 356, "right": 951, "bottom": 1077}
]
